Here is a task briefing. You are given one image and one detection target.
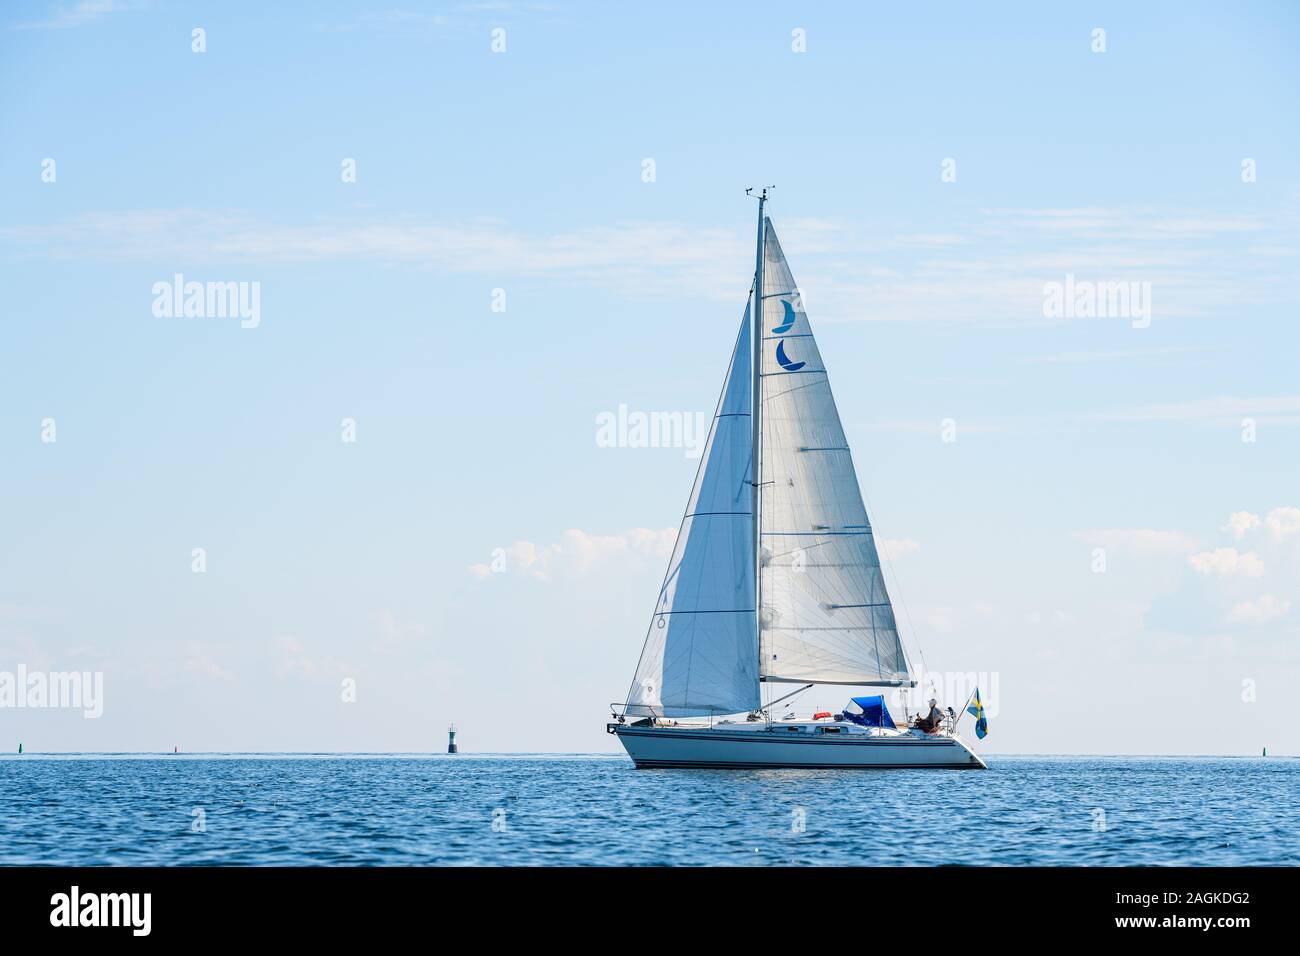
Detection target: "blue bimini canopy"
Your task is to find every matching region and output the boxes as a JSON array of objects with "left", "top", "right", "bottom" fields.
[{"left": 843, "top": 695, "right": 897, "bottom": 729}]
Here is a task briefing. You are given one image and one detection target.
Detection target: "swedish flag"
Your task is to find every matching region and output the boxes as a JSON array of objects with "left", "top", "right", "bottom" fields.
[{"left": 967, "top": 689, "right": 988, "bottom": 739}]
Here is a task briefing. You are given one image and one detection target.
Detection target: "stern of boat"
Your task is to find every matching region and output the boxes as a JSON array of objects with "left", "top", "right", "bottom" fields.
[{"left": 949, "top": 733, "right": 988, "bottom": 769}]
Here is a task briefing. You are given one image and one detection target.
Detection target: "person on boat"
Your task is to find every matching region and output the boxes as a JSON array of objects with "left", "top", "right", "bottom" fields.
[{"left": 915, "top": 698, "right": 945, "bottom": 733}]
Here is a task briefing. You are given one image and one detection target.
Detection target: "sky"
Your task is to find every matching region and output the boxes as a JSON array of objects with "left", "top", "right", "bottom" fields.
[{"left": 1, "top": 1, "right": 1297, "bottom": 755}]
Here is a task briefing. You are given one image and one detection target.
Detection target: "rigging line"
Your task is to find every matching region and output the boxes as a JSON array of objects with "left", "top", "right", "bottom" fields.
[
  {"left": 654, "top": 608, "right": 755, "bottom": 615},
  {"left": 762, "top": 530, "right": 871, "bottom": 536},
  {"left": 765, "top": 547, "right": 837, "bottom": 560},
  {"left": 761, "top": 377, "right": 824, "bottom": 403},
  {"left": 764, "top": 625, "right": 888, "bottom": 632}
]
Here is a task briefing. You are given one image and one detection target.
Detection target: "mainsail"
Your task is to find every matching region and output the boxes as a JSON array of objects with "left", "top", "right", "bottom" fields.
[
  {"left": 624, "top": 209, "right": 911, "bottom": 718},
  {"left": 625, "top": 305, "right": 761, "bottom": 717},
  {"left": 757, "top": 221, "right": 910, "bottom": 686}
]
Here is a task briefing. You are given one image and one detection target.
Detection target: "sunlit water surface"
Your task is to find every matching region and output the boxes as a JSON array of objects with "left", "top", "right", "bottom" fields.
[{"left": 1, "top": 755, "right": 1294, "bottom": 865}]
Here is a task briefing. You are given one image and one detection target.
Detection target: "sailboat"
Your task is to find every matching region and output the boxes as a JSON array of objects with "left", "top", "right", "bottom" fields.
[{"left": 607, "top": 190, "right": 986, "bottom": 770}]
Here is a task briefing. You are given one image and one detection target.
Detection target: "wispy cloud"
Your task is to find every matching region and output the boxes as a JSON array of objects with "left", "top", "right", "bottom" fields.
[
  {"left": 469, "top": 527, "right": 676, "bottom": 580},
  {"left": 2, "top": 210, "right": 753, "bottom": 303},
  {"left": 14, "top": 0, "right": 118, "bottom": 30},
  {"left": 1229, "top": 594, "right": 1292, "bottom": 625},
  {"left": 1188, "top": 547, "right": 1266, "bottom": 578},
  {"left": 1223, "top": 511, "right": 1261, "bottom": 539},
  {"left": 1134, "top": 508, "right": 1300, "bottom": 632},
  {"left": 315, "top": 2, "right": 557, "bottom": 35},
  {"left": 466, "top": 1, "right": 558, "bottom": 11},
  {"left": 134, "top": 639, "right": 236, "bottom": 687},
  {"left": 1074, "top": 528, "right": 1199, "bottom": 555},
  {"left": 1023, "top": 346, "right": 1210, "bottom": 366},
  {"left": 315, "top": 8, "right": 450, "bottom": 35},
  {"left": 1266, "top": 507, "right": 1300, "bottom": 540},
  {"left": 5, "top": 203, "right": 1296, "bottom": 323},
  {"left": 976, "top": 207, "right": 1272, "bottom": 240},
  {"left": 878, "top": 537, "right": 921, "bottom": 560},
  {"left": 1091, "top": 396, "right": 1300, "bottom": 426},
  {"left": 855, "top": 419, "right": 1005, "bottom": 434},
  {"left": 274, "top": 636, "right": 352, "bottom": 681},
  {"left": 1221, "top": 507, "right": 1300, "bottom": 542}
]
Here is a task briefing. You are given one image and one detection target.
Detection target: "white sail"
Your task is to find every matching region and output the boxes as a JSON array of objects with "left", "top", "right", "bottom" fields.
[
  {"left": 756, "top": 221, "right": 911, "bottom": 686},
  {"left": 625, "top": 305, "right": 761, "bottom": 717}
]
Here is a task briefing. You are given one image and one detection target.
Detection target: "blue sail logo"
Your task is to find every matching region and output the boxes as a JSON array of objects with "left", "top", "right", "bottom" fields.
[
  {"left": 771, "top": 298, "right": 797, "bottom": 334},
  {"left": 775, "top": 340, "right": 806, "bottom": 372},
  {"left": 772, "top": 298, "right": 805, "bottom": 371}
]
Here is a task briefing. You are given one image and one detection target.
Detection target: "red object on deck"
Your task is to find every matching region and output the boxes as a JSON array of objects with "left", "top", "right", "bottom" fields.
[{"left": 812, "top": 711, "right": 833, "bottom": 720}]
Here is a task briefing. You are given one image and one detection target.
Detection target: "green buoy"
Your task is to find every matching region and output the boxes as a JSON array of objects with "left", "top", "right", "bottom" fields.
[{"left": 17, "top": 743, "right": 22, "bottom": 754}]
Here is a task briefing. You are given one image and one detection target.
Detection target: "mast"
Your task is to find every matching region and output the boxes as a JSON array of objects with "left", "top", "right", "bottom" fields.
[{"left": 747, "top": 186, "right": 770, "bottom": 690}]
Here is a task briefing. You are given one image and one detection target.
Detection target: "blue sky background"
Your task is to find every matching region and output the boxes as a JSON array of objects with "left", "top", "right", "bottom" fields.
[{"left": 1, "top": 1, "right": 1297, "bottom": 754}]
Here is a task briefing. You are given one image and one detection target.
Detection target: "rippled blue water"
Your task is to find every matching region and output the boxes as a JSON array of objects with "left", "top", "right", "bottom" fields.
[{"left": 1, "top": 755, "right": 1295, "bottom": 866}]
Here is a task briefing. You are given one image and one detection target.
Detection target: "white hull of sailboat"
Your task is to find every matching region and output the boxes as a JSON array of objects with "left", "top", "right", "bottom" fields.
[{"left": 611, "top": 724, "right": 987, "bottom": 770}]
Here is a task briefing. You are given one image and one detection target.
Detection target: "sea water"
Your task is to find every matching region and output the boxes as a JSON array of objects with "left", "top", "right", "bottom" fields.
[{"left": 1, "top": 755, "right": 1295, "bottom": 866}]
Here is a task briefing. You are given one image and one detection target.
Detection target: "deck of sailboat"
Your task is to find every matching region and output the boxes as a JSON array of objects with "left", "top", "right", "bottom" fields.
[{"left": 647, "top": 719, "right": 910, "bottom": 735}]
